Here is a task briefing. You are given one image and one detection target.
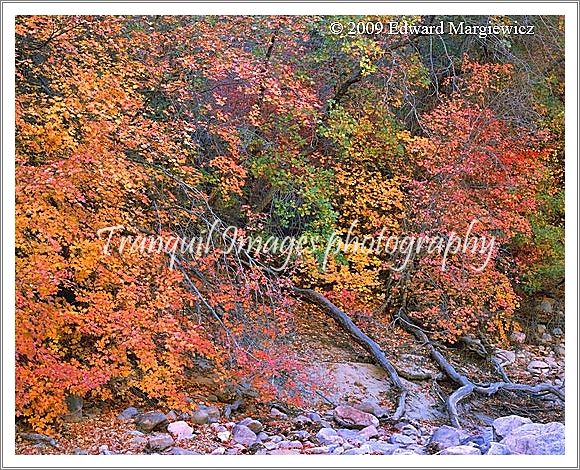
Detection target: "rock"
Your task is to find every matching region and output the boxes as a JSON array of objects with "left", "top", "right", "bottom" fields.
[
  {"left": 486, "top": 442, "right": 512, "bottom": 455},
  {"left": 211, "top": 446, "right": 226, "bottom": 455},
  {"left": 501, "top": 422, "right": 564, "bottom": 455},
  {"left": 294, "top": 414, "right": 312, "bottom": 425},
  {"left": 354, "top": 398, "right": 388, "bottom": 418},
  {"left": 306, "top": 411, "right": 322, "bottom": 423},
  {"left": 538, "top": 298, "right": 553, "bottom": 314},
  {"left": 405, "top": 389, "right": 445, "bottom": 421},
  {"left": 19, "top": 433, "right": 58, "bottom": 448},
  {"left": 65, "top": 394, "right": 84, "bottom": 414},
  {"left": 269, "top": 449, "right": 300, "bottom": 455},
  {"left": 554, "top": 345, "right": 565, "bottom": 357},
  {"left": 537, "top": 323, "right": 547, "bottom": 334},
  {"left": 358, "top": 425, "right": 379, "bottom": 439},
  {"left": 290, "top": 430, "right": 310, "bottom": 440},
  {"left": 165, "top": 447, "right": 200, "bottom": 455},
  {"left": 336, "top": 428, "right": 364, "bottom": 443},
  {"left": 135, "top": 411, "right": 168, "bottom": 432},
  {"left": 399, "top": 423, "right": 420, "bottom": 436},
  {"left": 527, "top": 360, "right": 550, "bottom": 375},
  {"left": 493, "top": 349, "right": 516, "bottom": 366},
  {"left": 270, "top": 407, "right": 288, "bottom": 419},
  {"left": 167, "top": 421, "right": 194, "bottom": 440},
  {"left": 98, "top": 444, "right": 113, "bottom": 455},
  {"left": 264, "top": 441, "right": 278, "bottom": 450},
  {"left": 540, "top": 333, "right": 553, "bottom": 344},
  {"left": 316, "top": 428, "right": 344, "bottom": 445},
  {"left": 190, "top": 408, "right": 210, "bottom": 425},
  {"left": 390, "top": 433, "right": 415, "bottom": 445},
  {"left": 407, "top": 444, "right": 427, "bottom": 454},
  {"left": 510, "top": 331, "right": 526, "bottom": 344},
  {"left": 333, "top": 405, "right": 379, "bottom": 429},
  {"left": 332, "top": 446, "right": 345, "bottom": 455},
  {"left": 440, "top": 445, "right": 481, "bottom": 455},
  {"left": 307, "top": 446, "right": 332, "bottom": 454},
  {"left": 552, "top": 327, "right": 563, "bottom": 336},
  {"left": 217, "top": 430, "right": 231, "bottom": 442},
  {"left": 367, "top": 441, "right": 399, "bottom": 455},
  {"left": 148, "top": 433, "right": 174, "bottom": 452},
  {"left": 117, "top": 407, "right": 139, "bottom": 422},
  {"left": 279, "top": 440, "right": 303, "bottom": 450},
  {"left": 393, "top": 448, "right": 417, "bottom": 455},
  {"left": 493, "top": 415, "right": 533, "bottom": 440},
  {"left": 460, "top": 434, "right": 489, "bottom": 453},
  {"left": 344, "top": 444, "right": 372, "bottom": 455},
  {"left": 429, "top": 425, "right": 460, "bottom": 451},
  {"left": 232, "top": 424, "right": 257, "bottom": 446},
  {"left": 165, "top": 410, "right": 178, "bottom": 421},
  {"left": 129, "top": 435, "right": 148, "bottom": 448},
  {"left": 73, "top": 448, "right": 88, "bottom": 455},
  {"left": 199, "top": 405, "right": 220, "bottom": 423},
  {"left": 238, "top": 418, "right": 263, "bottom": 433}
]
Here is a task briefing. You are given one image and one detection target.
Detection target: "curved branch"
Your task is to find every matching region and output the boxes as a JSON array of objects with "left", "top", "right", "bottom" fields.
[{"left": 293, "top": 287, "right": 408, "bottom": 420}]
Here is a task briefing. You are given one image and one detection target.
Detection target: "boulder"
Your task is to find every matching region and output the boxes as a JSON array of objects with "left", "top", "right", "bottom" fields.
[
  {"left": 270, "top": 407, "right": 288, "bottom": 419},
  {"left": 527, "top": 360, "right": 550, "bottom": 375},
  {"left": 336, "top": 428, "right": 364, "bottom": 443},
  {"left": 199, "top": 405, "right": 220, "bottom": 423},
  {"left": 501, "top": 422, "right": 564, "bottom": 455},
  {"left": 510, "top": 331, "right": 526, "bottom": 344},
  {"left": 492, "top": 415, "right": 532, "bottom": 440},
  {"left": 389, "top": 433, "right": 415, "bottom": 445},
  {"left": 217, "top": 430, "right": 231, "bottom": 442},
  {"left": 492, "top": 349, "right": 516, "bottom": 366},
  {"left": 148, "top": 432, "right": 174, "bottom": 452},
  {"left": 98, "top": 444, "right": 114, "bottom": 455},
  {"left": 167, "top": 421, "right": 194, "bottom": 440},
  {"left": 279, "top": 440, "right": 303, "bottom": 450},
  {"left": 367, "top": 441, "right": 399, "bottom": 455},
  {"left": 358, "top": 425, "right": 379, "bottom": 439},
  {"left": 116, "top": 407, "right": 139, "bottom": 422},
  {"left": 190, "top": 408, "right": 210, "bottom": 425},
  {"left": 428, "top": 425, "right": 460, "bottom": 451},
  {"left": 354, "top": 398, "right": 388, "bottom": 418},
  {"left": 306, "top": 411, "right": 322, "bottom": 423},
  {"left": 231, "top": 424, "right": 257, "bottom": 446},
  {"left": 238, "top": 417, "right": 263, "bottom": 433},
  {"left": 19, "top": 433, "right": 58, "bottom": 448},
  {"left": 333, "top": 405, "right": 379, "bottom": 429},
  {"left": 134, "top": 411, "right": 167, "bottom": 432},
  {"left": 165, "top": 447, "right": 200, "bottom": 455},
  {"left": 316, "top": 428, "right": 344, "bottom": 445},
  {"left": 486, "top": 442, "right": 512, "bottom": 455},
  {"left": 440, "top": 445, "right": 481, "bottom": 455},
  {"left": 344, "top": 444, "right": 372, "bottom": 455},
  {"left": 294, "top": 414, "right": 313, "bottom": 425}
]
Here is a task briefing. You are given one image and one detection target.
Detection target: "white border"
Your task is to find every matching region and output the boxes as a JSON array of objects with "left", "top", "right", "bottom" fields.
[{"left": 2, "top": 2, "right": 578, "bottom": 468}]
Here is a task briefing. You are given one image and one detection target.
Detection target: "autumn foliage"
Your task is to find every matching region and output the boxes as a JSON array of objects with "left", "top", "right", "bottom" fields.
[{"left": 15, "top": 15, "right": 564, "bottom": 430}]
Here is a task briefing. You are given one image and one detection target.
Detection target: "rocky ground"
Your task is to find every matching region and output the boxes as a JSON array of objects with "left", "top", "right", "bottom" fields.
[
  {"left": 16, "top": 313, "right": 565, "bottom": 456},
  {"left": 16, "top": 403, "right": 564, "bottom": 455}
]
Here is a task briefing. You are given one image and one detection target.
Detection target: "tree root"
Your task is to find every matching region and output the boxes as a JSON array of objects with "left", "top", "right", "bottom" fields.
[
  {"left": 396, "top": 309, "right": 564, "bottom": 428},
  {"left": 293, "top": 288, "right": 408, "bottom": 420},
  {"left": 293, "top": 287, "right": 564, "bottom": 428}
]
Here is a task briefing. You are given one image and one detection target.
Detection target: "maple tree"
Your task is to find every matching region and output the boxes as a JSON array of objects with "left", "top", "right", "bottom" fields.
[{"left": 15, "top": 15, "right": 564, "bottom": 431}]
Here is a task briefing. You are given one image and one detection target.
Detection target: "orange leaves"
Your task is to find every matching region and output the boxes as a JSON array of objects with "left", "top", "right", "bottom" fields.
[{"left": 210, "top": 155, "right": 248, "bottom": 198}]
